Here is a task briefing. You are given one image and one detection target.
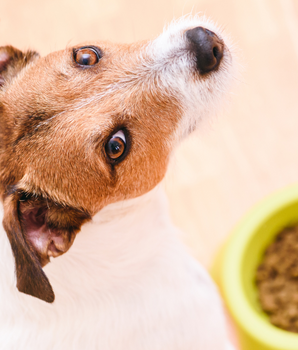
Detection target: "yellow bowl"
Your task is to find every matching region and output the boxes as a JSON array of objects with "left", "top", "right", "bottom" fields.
[{"left": 213, "top": 184, "right": 298, "bottom": 350}]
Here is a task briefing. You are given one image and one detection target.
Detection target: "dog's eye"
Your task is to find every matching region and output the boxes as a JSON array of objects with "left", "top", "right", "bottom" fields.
[
  {"left": 74, "top": 47, "right": 100, "bottom": 66},
  {"left": 105, "top": 130, "right": 126, "bottom": 160}
]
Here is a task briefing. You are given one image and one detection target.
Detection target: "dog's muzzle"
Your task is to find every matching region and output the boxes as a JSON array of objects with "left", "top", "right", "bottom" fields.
[{"left": 186, "top": 26, "right": 224, "bottom": 74}]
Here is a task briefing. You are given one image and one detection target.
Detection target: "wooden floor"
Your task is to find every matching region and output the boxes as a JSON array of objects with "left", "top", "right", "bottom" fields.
[{"left": 2, "top": 0, "right": 298, "bottom": 347}]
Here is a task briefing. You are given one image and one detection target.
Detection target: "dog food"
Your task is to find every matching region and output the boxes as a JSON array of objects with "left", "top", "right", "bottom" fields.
[{"left": 256, "top": 226, "right": 298, "bottom": 332}]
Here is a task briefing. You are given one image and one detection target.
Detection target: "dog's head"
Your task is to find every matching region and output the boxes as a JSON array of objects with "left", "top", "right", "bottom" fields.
[{"left": 0, "top": 17, "right": 233, "bottom": 302}]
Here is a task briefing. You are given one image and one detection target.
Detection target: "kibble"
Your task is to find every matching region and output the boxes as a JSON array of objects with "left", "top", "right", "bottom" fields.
[{"left": 256, "top": 226, "right": 298, "bottom": 332}]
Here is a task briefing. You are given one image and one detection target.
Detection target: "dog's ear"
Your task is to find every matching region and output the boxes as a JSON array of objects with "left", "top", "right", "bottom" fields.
[
  {"left": 0, "top": 46, "right": 39, "bottom": 88},
  {"left": 2, "top": 190, "right": 91, "bottom": 303},
  {"left": 3, "top": 191, "right": 55, "bottom": 303}
]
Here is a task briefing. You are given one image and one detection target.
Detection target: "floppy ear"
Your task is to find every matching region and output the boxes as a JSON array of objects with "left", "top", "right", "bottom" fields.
[
  {"left": 3, "top": 191, "right": 55, "bottom": 303},
  {"left": 0, "top": 46, "right": 39, "bottom": 88},
  {"left": 2, "top": 190, "right": 91, "bottom": 303}
]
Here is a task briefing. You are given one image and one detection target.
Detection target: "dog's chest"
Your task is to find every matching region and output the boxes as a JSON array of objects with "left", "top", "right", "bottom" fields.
[
  {"left": 0, "top": 255, "right": 228, "bottom": 350},
  {"left": 0, "top": 249, "right": 228, "bottom": 349}
]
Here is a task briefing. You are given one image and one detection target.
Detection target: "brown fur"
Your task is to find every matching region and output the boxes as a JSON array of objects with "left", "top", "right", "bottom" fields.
[{"left": 0, "top": 42, "right": 182, "bottom": 301}]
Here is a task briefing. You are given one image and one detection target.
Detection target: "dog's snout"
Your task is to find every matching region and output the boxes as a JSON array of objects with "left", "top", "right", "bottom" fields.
[{"left": 186, "top": 26, "right": 224, "bottom": 74}]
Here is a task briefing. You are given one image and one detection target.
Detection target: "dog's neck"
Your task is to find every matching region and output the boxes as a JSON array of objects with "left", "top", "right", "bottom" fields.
[
  {"left": 39, "top": 184, "right": 180, "bottom": 297},
  {"left": 93, "top": 184, "right": 166, "bottom": 225},
  {"left": 71, "top": 184, "right": 176, "bottom": 263}
]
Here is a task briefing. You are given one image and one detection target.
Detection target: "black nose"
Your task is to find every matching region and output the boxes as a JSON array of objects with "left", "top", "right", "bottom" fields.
[{"left": 186, "top": 26, "right": 224, "bottom": 74}]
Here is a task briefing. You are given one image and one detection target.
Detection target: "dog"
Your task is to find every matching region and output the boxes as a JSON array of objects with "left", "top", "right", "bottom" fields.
[{"left": 0, "top": 16, "right": 235, "bottom": 350}]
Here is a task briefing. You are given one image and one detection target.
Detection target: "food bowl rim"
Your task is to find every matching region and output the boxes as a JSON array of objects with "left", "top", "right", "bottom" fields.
[{"left": 222, "top": 184, "right": 298, "bottom": 349}]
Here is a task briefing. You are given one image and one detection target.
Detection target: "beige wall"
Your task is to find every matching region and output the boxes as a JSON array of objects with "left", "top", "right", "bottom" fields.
[{"left": 1, "top": 0, "right": 298, "bottom": 268}]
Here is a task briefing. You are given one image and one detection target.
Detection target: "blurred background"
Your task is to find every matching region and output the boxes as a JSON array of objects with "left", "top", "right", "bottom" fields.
[{"left": 1, "top": 0, "right": 298, "bottom": 268}]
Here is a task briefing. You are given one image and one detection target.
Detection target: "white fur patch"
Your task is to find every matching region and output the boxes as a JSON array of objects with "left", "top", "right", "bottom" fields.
[{"left": 0, "top": 186, "right": 233, "bottom": 349}]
